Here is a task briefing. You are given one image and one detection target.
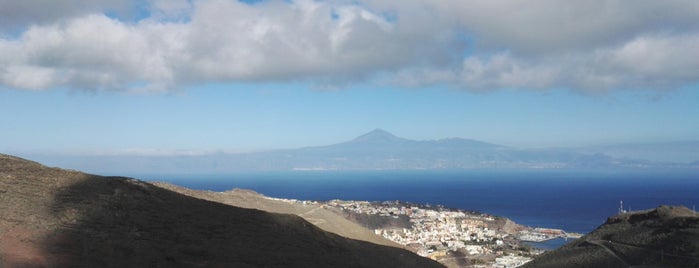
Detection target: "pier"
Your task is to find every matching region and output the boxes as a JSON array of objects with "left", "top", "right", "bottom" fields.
[{"left": 519, "top": 228, "right": 582, "bottom": 242}]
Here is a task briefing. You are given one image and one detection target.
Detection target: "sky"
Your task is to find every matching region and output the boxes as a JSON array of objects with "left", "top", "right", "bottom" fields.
[{"left": 1, "top": 0, "right": 698, "bottom": 155}]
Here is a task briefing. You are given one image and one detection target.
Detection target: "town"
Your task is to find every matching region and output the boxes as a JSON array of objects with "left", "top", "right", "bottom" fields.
[{"left": 321, "top": 200, "right": 581, "bottom": 268}]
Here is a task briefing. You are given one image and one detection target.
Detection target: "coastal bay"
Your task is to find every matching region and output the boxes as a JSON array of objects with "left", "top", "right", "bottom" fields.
[{"left": 137, "top": 169, "right": 699, "bottom": 236}]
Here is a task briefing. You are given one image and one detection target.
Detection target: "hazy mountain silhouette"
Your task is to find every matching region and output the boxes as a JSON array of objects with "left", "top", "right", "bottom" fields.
[
  {"left": 348, "top": 129, "right": 409, "bottom": 144},
  {"left": 316, "top": 129, "right": 504, "bottom": 151},
  {"left": 0, "top": 154, "right": 443, "bottom": 267},
  {"left": 18, "top": 130, "right": 698, "bottom": 174},
  {"left": 575, "top": 141, "right": 699, "bottom": 163}
]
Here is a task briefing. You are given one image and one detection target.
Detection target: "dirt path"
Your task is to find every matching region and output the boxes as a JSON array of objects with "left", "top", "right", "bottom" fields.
[{"left": 588, "top": 240, "right": 629, "bottom": 267}]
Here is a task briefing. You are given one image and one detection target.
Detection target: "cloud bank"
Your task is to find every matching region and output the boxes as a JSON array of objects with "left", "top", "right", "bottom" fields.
[{"left": 1, "top": 0, "right": 698, "bottom": 93}]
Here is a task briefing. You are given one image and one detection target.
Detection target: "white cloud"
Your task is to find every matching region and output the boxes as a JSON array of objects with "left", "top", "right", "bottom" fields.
[
  {"left": 0, "top": 0, "right": 133, "bottom": 32},
  {"left": 1, "top": 14, "right": 161, "bottom": 91},
  {"left": 605, "top": 34, "right": 699, "bottom": 85},
  {"left": 1, "top": 65, "right": 57, "bottom": 90},
  {"left": 416, "top": 0, "right": 699, "bottom": 54},
  {"left": 0, "top": 0, "right": 698, "bottom": 93}
]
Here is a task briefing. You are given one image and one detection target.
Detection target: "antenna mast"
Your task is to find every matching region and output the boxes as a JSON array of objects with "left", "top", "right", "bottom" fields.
[{"left": 619, "top": 200, "right": 627, "bottom": 214}]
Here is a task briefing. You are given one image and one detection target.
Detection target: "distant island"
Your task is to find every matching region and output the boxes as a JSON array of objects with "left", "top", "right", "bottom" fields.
[{"left": 20, "top": 129, "right": 699, "bottom": 174}]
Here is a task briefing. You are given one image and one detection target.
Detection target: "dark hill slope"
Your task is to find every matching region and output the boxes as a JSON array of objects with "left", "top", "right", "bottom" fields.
[
  {"left": 0, "top": 154, "right": 442, "bottom": 268},
  {"left": 150, "top": 182, "right": 401, "bottom": 248},
  {"left": 523, "top": 205, "right": 699, "bottom": 268}
]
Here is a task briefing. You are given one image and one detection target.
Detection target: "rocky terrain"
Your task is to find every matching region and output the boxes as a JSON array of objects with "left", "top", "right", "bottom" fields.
[
  {"left": 0, "top": 154, "right": 443, "bottom": 267},
  {"left": 523, "top": 205, "right": 699, "bottom": 268}
]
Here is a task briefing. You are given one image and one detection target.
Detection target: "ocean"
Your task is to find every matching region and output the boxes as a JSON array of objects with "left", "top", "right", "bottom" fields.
[{"left": 134, "top": 169, "right": 698, "bottom": 248}]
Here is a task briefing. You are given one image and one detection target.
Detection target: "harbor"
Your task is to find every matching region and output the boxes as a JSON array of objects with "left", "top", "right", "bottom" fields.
[{"left": 518, "top": 228, "right": 583, "bottom": 243}]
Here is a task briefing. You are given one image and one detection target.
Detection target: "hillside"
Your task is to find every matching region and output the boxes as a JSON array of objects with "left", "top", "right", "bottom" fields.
[
  {"left": 151, "top": 182, "right": 401, "bottom": 248},
  {"left": 523, "top": 205, "right": 699, "bottom": 268},
  {"left": 0, "top": 154, "right": 442, "bottom": 267}
]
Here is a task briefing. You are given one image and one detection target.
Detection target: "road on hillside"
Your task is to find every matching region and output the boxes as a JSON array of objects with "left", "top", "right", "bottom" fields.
[
  {"left": 588, "top": 240, "right": 629, "bottom": 267},
  {"left": 590, "top": 239, "right": 699, "bottom": 268}
]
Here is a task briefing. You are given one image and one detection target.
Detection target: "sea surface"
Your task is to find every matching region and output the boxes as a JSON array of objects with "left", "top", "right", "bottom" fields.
[{"left": 133, "top": 169, "right": 698, "bottom": 249}]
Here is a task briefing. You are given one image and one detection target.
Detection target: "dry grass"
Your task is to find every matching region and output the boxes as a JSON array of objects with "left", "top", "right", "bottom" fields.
[{"left": 0, "top": 154, "right": 443, "bottom": 268}]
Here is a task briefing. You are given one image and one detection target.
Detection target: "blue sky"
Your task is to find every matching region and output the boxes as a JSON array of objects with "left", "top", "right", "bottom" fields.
[
  {"left": 2, "top": 83, "right": 698, "bottom": 155},
  {"left": 1, "top": 0, "right": 698, "bottom": 155}
]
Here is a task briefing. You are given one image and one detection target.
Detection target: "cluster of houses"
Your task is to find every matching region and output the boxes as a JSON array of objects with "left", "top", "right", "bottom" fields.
[{"left": 325, "top": 200, "right": 537, "bottom": 267}]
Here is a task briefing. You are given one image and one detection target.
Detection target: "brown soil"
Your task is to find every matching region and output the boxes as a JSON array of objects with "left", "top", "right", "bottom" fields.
[
  {"left": 152, "top": 182, "right": 402, "bottom": 248},
  {"left": 0, "top": 154, "right": 443, "bottom": 268}
]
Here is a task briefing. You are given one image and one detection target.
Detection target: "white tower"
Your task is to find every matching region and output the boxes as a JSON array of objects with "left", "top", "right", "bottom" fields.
[{"left": 619, "top": 200, "right": 627, "bottom": 214}]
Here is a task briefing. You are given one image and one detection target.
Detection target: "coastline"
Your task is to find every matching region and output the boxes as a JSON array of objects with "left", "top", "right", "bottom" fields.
[{"left": 134, "top": 170, "right": 699, "bottom": 240}]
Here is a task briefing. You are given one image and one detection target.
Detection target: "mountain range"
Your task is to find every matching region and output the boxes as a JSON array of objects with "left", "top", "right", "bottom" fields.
[{"left": 18, "top": 129, "right": 699, "bottom": 174}]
